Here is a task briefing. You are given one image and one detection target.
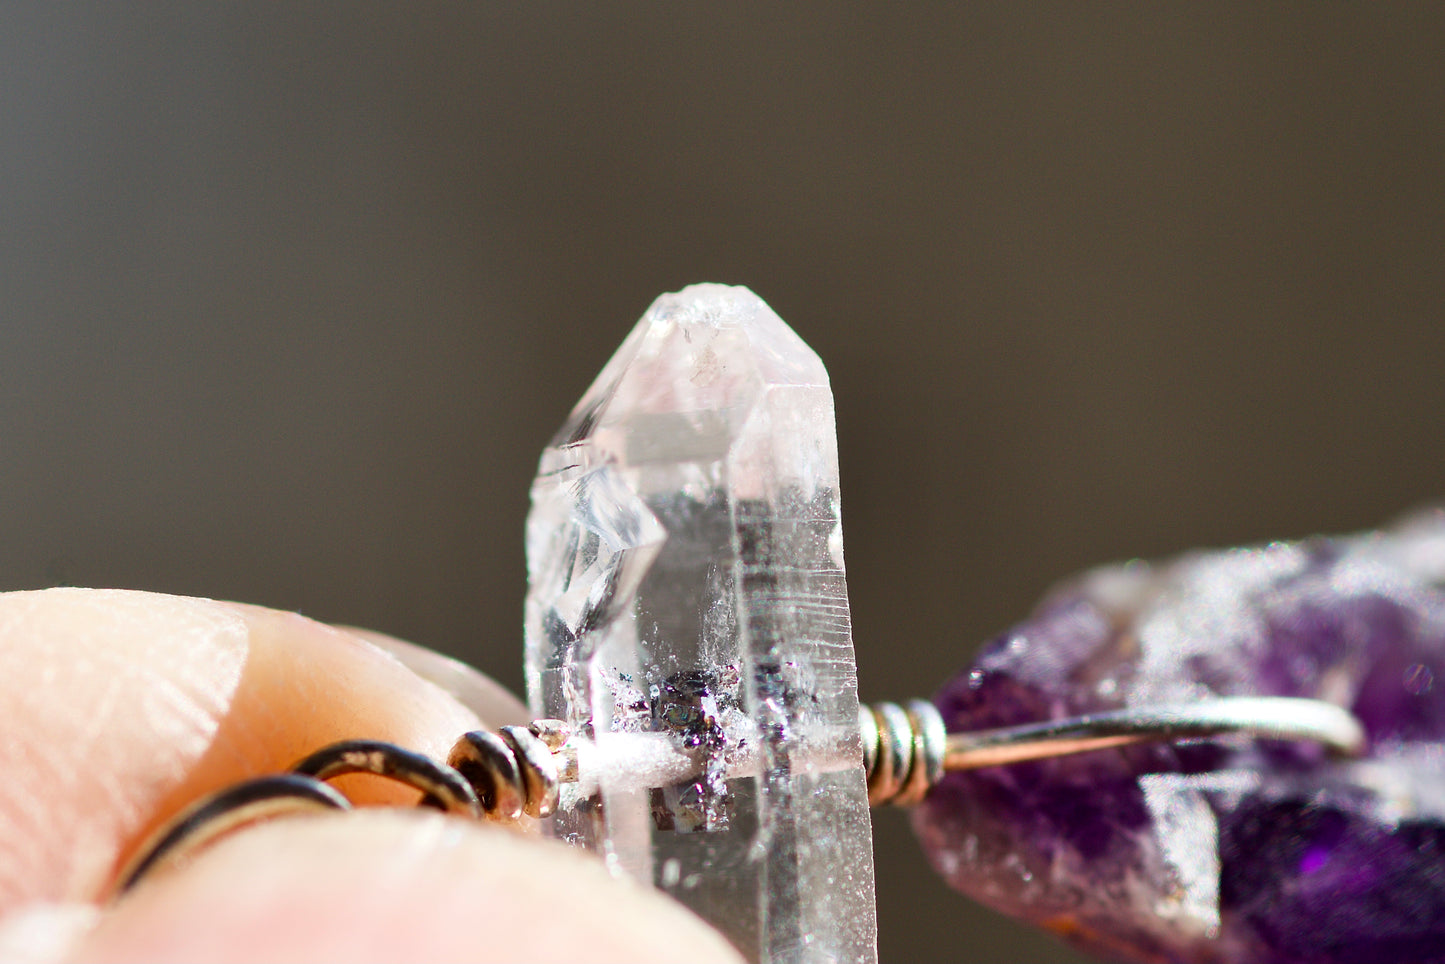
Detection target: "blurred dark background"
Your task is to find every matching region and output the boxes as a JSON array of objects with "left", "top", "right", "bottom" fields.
[{"left": 3, "top": 6, "right": 1443, "bottom": 961}]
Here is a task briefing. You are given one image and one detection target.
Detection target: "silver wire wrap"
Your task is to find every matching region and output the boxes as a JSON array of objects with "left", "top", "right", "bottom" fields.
[
  {"left": 861, "top": 695, "right": 1366, "bottom": 806},
  {"left": 118, "top": 697, "right": 1364, "bottom": 893},
  {"left": 862, "top": 700, "right": 947, "bottom": 807}
]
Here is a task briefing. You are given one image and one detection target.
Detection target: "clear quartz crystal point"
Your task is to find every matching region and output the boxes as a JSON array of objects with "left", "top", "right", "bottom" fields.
[{"left": 524, "top": 284, "right": 877, "bottom": 964}]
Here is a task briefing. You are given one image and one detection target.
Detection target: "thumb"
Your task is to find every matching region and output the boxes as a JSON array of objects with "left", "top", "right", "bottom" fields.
[{"left": 67, "top": 810, "right": 743, "bottom": 964}]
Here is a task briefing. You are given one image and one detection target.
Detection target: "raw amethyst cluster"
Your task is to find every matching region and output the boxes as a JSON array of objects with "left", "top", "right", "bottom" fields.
[{"left": 915, "top": 510, "right": 1445, "bottom": 964}]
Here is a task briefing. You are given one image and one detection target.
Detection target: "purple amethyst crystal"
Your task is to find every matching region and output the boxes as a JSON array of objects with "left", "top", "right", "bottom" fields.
[{"left": 914, "top": 509, "right": 1445, "bottom": 964}]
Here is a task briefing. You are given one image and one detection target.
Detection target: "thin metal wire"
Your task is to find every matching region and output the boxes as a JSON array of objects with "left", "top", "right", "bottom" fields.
[
  {"left": 116, "top": 695, "right": 1368, "bottom": 894},
  {"left": 292, "top": 739, "right": 482, "bottom": 817},
  {"left": 940, "top": 696, "right": 1366, "bottom": 771},
  {"left": 864, "top": 700, "right": 947, "bottom": 807},
  {"left": 115, "top": 774, "right": 350, "bottom": 894},
  {"left": 862, "top": 694, "right": 1365, "bottom": 805},
  {"left": 444, "top": 721, "right": 569, "bottom": 821}
]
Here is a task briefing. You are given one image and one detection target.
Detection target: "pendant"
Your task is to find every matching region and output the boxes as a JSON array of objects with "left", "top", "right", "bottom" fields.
[
  {"left": 120, "top": 284, "right": 1445, "bottom": 964},
  {"left": 521, "top": 284, "right": 1445, "bottom": 964}
]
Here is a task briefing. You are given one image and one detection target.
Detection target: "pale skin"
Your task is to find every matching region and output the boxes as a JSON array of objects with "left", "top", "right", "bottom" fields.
[{"left": 0, "top": 588, "right": 745, "bottom": 963}]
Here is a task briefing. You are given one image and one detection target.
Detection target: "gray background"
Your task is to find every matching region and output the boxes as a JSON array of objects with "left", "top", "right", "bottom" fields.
[{"left": 3, "top": 6, "right": 1443, "bottom": 961}]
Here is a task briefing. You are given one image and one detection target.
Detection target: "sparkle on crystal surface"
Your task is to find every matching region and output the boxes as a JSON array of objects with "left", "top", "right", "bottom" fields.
[{"left": 524, "top": 284, "right": 877, "bottom": 964}]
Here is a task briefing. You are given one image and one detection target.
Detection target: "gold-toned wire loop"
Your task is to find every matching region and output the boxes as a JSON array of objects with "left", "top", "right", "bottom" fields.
[
  {"left": 291, "top": 739, "right": 482, "bottom": 818},
  {"left": 531, "top": 719, "right": 578, "bottom": 783},
  {"left": 448, "top": 730, "right": 527, "bottom": 821},
  {"left": 115, "top": 774, "right": 350, "bottom": 895},
  {"left": 499, "top": 725, "right": 560, "bottom": 818},
  {"left": 442, "top": 720, "right": 569, "bottom": 821}
]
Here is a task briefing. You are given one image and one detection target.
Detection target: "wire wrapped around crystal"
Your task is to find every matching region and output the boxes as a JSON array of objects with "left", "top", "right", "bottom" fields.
[{"left": 915, "top": 509, "right": 1445, "bottom": 964}]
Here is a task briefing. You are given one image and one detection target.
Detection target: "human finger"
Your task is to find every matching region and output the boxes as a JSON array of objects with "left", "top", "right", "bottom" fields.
[
  {"left": 68, "top": 809, "right": 744, "bottom": 964},
  {"left": 0, "top": 588, "right": 484, "bottom": 910}
]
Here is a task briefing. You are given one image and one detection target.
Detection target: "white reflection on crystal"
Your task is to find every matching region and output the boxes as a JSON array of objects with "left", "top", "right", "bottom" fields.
[{"left": 527, "top": 464, "right": 665, "bottom": 635}]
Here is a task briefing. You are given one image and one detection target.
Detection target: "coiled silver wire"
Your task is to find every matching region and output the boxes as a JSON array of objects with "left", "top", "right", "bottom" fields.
[{"left": 860, "top": 700, "right": 947, "bottom": 807}]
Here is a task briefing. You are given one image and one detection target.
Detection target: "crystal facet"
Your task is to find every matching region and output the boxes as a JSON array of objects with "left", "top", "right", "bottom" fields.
[
  {"left": 915, "top": 510, "right": 1445, "bottom": 964},
  {"left": 525, "top": 285, "right": 877, "bottom": 964}
]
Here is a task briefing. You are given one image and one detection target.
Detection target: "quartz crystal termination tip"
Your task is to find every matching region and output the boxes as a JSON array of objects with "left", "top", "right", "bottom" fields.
[{"left": 524, "top": 284, "right": 877, "bottom": 964}]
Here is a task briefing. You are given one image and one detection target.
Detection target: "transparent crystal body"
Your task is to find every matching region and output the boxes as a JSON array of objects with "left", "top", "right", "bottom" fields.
[{"left": 524, "top": 284, "right": 877, "bottom": 964}]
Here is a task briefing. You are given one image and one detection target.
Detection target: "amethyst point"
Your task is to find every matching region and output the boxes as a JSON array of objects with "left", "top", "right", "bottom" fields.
[{"left": 915, "top": 510, "right": 1445, "bottom": 963}]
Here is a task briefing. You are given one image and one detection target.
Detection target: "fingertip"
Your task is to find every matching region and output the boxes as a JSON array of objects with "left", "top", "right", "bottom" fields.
[
  {"left": 74, "top": 811, "right": 745, "bottom": 964},
  {"left": 0, "top": 589, "right": 499, "bottom": 909},
  {"left": 0, "top": 902, "right": 100, "bottom": 964},
  {"left": 0, "top": 589, "right": 251, "bottom": 909},
  {"left": 336, "top": 626, "right": 529, "bottom": 728}
]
